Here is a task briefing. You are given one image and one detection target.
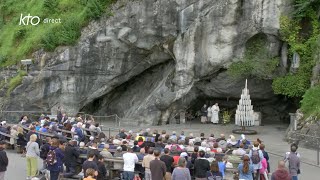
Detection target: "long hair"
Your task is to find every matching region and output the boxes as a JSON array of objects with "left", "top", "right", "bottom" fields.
[
  {"left": 210, "top": 161, "right": 220, "bottom": 172},
  {"left": 242, "top": 155, "right": 250, "bottom": 173}
]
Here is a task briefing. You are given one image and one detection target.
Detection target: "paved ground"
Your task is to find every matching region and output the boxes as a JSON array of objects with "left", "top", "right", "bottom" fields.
[{"left": 4, "top": 122, "right": 320, "bottom": 180}]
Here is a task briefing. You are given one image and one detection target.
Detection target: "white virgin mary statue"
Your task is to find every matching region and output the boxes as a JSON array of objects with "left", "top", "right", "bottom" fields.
[{"left": 211, "top": 103, "right": 220, "bottom": 124}]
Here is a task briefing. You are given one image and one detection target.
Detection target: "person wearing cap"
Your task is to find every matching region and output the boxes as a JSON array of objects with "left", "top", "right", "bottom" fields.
[
  {"left": 63, "top": 139, "right": 80, "bottom": 178},
  {"left": 0, "top": 141, "right": 8, "bottom": 180}
]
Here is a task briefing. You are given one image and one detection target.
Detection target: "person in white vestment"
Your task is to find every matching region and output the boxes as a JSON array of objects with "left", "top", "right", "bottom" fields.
[{"left": 211, "top": 103, "right": 220, "bottom": 124}]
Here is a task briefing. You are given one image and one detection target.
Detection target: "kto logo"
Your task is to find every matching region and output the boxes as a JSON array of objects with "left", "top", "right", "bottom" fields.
[{"left": 19, "top": 14, "right": 40, "bottom": 26}]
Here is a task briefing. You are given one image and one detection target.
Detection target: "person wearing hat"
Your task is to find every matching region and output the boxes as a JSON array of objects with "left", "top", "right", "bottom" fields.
[
  {"left": 0, "top": 140, "right": 8, "bottom": 180},
  {"left": 63, "top": 138, "right": 80, "bottom": 178}
]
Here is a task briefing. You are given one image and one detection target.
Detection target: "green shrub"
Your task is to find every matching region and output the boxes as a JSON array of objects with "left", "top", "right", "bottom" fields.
[
  {"left": 300, "top": 85, "right": 320, "bottom": 118},
  {"left": 228, "top": 34, "right": 279, "bottom": 79},
  {"left": 6, "top": 70, "right": 27, "bottom": 96},
  {"left": 0, "top": 0, "right": 116, "bottom": 66}
]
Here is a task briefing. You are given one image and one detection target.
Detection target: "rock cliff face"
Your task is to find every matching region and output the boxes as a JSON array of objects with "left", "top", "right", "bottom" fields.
[{"left": 0, "top": 0, "right": 293, "bottom": 125}]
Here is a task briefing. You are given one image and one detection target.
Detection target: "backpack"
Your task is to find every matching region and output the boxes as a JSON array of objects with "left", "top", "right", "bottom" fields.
[
  {"left": 251, "top": 150, "right": 261, "bottom": 164},
  {"left": 46, "top": 150, "right": 57, "bottom": 165}
]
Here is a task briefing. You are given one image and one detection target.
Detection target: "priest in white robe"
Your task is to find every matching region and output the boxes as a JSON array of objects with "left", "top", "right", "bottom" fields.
[{"left": 211, "top": 103, "right": 220, "bottom": 124}]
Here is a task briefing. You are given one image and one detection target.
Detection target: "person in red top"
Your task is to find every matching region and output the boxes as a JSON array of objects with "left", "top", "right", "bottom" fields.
[{"left": 271, "top": 160, "right": 291, "bottom": 180}]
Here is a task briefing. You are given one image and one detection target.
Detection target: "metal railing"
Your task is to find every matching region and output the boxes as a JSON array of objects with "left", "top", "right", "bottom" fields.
[{"left": 288, "top": 132, "right": 320, "bottom": 166}]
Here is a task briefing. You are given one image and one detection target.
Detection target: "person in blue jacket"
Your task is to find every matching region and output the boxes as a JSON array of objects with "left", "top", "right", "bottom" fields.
[{"left": 47, "top": 138, "right": 65, "bottom": 180}]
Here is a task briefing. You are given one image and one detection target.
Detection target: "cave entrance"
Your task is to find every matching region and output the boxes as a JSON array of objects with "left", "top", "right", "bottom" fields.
[{"left": 187, "top": 95, "right": 298, "bottom": 125}]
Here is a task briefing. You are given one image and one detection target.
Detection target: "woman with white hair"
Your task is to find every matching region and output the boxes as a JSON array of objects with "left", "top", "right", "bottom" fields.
[
  {"left": 171, "top": 157, "right": 191, "bottom": 180},
  {"left": 26, "top": 134, "right": 40, "bottom": 179}
]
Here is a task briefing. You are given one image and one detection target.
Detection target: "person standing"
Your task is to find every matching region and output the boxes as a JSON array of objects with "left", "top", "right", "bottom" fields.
[
  {"left": 249, "top": 141, "right": 264, "bottom": 180},
  {"left": 200, "top": 104, "right": 208, "bottom": 124},
  {"left": 0, "top": 141, "right": 8, "bottom": 180},
  {"left": 26, "top": 134, "right": 40, "bottom": 179},
  {"left": 160, "top": 148, "right": 174, "bottom": 180},
  {"left": 238, "top": 155, "right": 254, "bottom": 180},
  {"left": 171, "top": 157, "right": 191, "bottom": 180},
  {"left": 142, "top": 148, "right": 155, "bottom": 180},
  {"left": 194, "top": 150, "right": 210, "bottom": 180},
  {"left": 271, "top": 160, "right": 291, "bottom": 180},
  {"left": 284, "top": 144, "right": 300, "bottom": 180},
  {"left": 63, "top": 139, "right": 80, "bottom": 178},
  {"left": 207, "top": 105, "right": 212, "bottom": 124},
  {"left": 122, "top": 147, "right": 139, "bottom": 180},
  {"left": 211, "top": 103, "right": 220, "bottom": 124},
  {"left": 47, "top": 138, "right": 65, "bottom": 180},
  {"left": 150, "top": 149, "right": 166, "bottom": 180}
]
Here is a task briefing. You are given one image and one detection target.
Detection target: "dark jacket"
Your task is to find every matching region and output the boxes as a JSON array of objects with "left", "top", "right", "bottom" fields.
[
  {"left": 17, "top": 133, "right": 27, "bottom": 147},
  {"left": 64, "top": 144, "right": 80, "bottom": 167},
  {"left": 40, "top": 142, "right": 50, "bottom": 160},
  {"left": 194, "top": 158, "right": 210, "bottom": 178},
  {"left": 97, "top": 161, "right": 107, "bottom": 180},
  {"left": 47, "top": 146, "right": 65, "bottom": 172},
  {"left": 0, "top": 147, "right": 8, "bottom": 172}
]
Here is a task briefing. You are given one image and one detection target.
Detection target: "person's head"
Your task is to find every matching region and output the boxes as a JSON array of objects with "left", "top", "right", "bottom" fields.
[
  {"left": 104, "top": 144, "right": 109, "bottom": 149},
  {"left": 30, "top": 134, "right": 37, "bottom": 142},
  {"left": 162, "top": 130, "right": 166, "bottom": 135},
  {"left": 210, "top": 161, "right": 220, "bottom": 172},
  {"left": 86, "top": 168, "right": 95, "bottom": 177},
  {"left": 200, "top": 133, "right": 204, "bottom": 137},
  {"left": 177, "top": 157, "right": 186, "bottom": 167},
  {"left": 153, "top": 149, "right": 161, "bottom": 157},
  {"left": 259, "top": 144, "right": 265, "bottom": 151},
  {"left": 242, "top": 155, "right": 250, "bottom": 173},
  {"left": 89, "top": 136, "right": 94, "bottom": 141},
  {"left": 278, "top": 160, "right": 286, "bottom": 169},
  {"left": 139, "top": 148, "right": 145, "bottom": 154},
  {"left": 0, "top": 141, "right": 6, "bottom": 149},
  {"left": 213, "top": 142, "right": 219, "bottom": 148},
  {"left": 253, "top": 141, "right": 259, "bottom": 147},
  {"left": 51, "top": 138, "right": 60, "bottom": 147},
  {"left": 194, "top": 146, "right": 199, "bottom": 153},
  {"left": 181, "top": 131, "right": 184, "bottom": 135},
  {"left": 239, "top": 143, "right": 244, "bottom": 149},
  {"left": 30, "top": 126, "right": 35, "bottom": 132},
  {"left": 199, "top": 150, "right": 205, "bottom": 158},
  {"left": 215, "top": 155, "right": 222, "bottom": 162},
  {"left": 148, "top": 148, "right": 154, "bottom": 155},
  {"left": 79, "top": 142, "right": 85, "bottom": 148},
  {"left": 88, "top": 151, "right": 96, "bottom": 159},
  {"left": 121, "top": 128, "right": 125, "bottom": 133},
  {"left": 138, "top": 137, "right": 144, "bottom": 142},
  {"left": 188, "top": 141, "right": 194, "bottom": 146},
  {"left": 164, "top": 148, "right": 170, "bottom": 154},
  {"left": 98, "top": 155, "right": 104, "bottom": 162},
  {"left": 291, "top": 144, "right": 298, "bottom": 152},
  {"left": 134, "top": 140, "right": 138, "bottom": 146},
  {"left": 203, "top": 104, "right": 207, "bottom": 108}
]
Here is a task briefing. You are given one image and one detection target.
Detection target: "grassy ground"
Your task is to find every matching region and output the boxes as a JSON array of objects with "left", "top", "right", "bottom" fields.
[{"left": 0, "top": 0, "right": 115, "bottom": 67}]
